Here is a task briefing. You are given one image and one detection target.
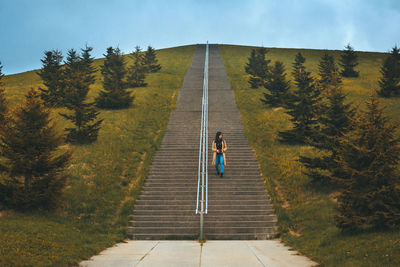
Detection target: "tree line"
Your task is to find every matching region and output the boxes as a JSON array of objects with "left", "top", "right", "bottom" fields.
[
  {"left": 245, "top": 44, "right": 400, "bottom": 232},
  {"left": 0, "top": 45, "right": 161, "bottom": 210}
]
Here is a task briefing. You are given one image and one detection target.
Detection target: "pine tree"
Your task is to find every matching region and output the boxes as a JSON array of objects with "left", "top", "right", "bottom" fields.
[
  {"left": 300, "top": 54, "right": 354, "bottom": 184},
  {"left": 245, "top": 49, "right": 258, "bottom": 76},
  {"left": 95, "top": 47, "right": 134, "bottom": 109},
  {"left": 278, "top": 53, "right": 321, "bottom": 144},
  {"left": 126, "top": 46, "right": 147, "bottom": 88},
  {"left": 299, "top": 84, "right": 355, "bottom": 184},
  {"left": 0, "top": 88, "right": 72, "bottom": 209},
  {"left": 37, "top": 50, "right": 64, "bottom": 107},
  {"left": 245, "top": 47, "right": 270, "bottom": 88},
  {"left": 377, "top": 46, "right": 400, "bottom": 97},
  {"left": 260, "top": 60, "right": 291, "bottom": 107},
  {"left": 0, "top": 61, "right": 7, "bottom": 125},
  {"left": 333, "top": 92, "right": 400, "bottom": 231},
  {"left": 59, "top": 47, "right": 103, "bottom": 144},
  {"left": 61, "top": 49, "right": 81, "bottom": 106},
  {"left": 256, "top": 47, "right": 270, "bottom": 86},
  {"left": 339, "top": 44, "right": 359, "bottom": 77},
  {"left": 244, "top": 49, "right": 257, "bottom": 76},
  {"left": 81, "top": 44, "right": 97, "bottom": 85},
  {"left": 318, "top": 53, "right": 342, "bottom": 94},
  {"left": 143, "top": 45, "right": 161, "bottom": 73}
]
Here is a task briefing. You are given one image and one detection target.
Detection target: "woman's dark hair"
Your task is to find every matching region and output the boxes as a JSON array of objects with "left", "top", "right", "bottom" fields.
[{"left": 215, "top": 131, "right": 222, "bottom": 142}]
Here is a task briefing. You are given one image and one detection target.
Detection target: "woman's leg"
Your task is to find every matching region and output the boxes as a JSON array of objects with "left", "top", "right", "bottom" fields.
[
  {"left": 219, "top": 154, "right": 224, "bottom": 174},
  {"left": 215, "top": 154, "right": 220, "bottom": 173}
]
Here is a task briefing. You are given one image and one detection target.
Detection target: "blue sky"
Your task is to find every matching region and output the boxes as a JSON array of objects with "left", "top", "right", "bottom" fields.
[{"left": 0, "top": 0, "right": 399, "bottom": 74}]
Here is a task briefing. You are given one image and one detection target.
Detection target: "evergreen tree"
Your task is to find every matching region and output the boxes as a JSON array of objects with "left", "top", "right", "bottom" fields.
[
  {"left": 245, "top": 49, "right": 258, "bottom": 76},
  {"left": 126, "top": 46, "right": 147, "bottom": 88},
  {"left": 95, "top": 46, "right": 134, "bottom": 109},
  {"left": 0, "top": 88, "right": 72, "bottom": 209},
  {"left": 377, "top": 46, "right": 400, "bottom": 97},
  {"left": 0, "top": 61, "right": 7, "bottom": 125},
  {"left": 318, "top": 53, "right": 342, "bottom": 94},
  {"left": 300, "top": 54, "right": 353, "bottom": 184},
  {"left": 339, "top": 44, "right": 359, "bottom": 77},
  {"left": 244, "top": 49, "right": 257, "bottom": 76},
  {"left": 260, "top": 60, "right": 291, "bottom": 107},
  {"left": 299, "top": 84, "right": 355, "bottom": 184},
  {"left": 143, "top": 45, "right": 161, "bottom": 73},
  {"left": 333, "top": 92, "right": 400, "bottom": 231},
  {"left": 254, "top": 47, "right": 270, "bottom": 88},
  {"left": 278, "top": 53, "right": 321, "bottom": 144},
  {"left": 61, "top": 49, "right": 81, "bottom": 106},
  {"left": 81, "top": 44, "right": 97, "bottom": 85},
  {"left": 59, "top": 47, "right": 103, "bottom": 144},
  {"left": 37, "top": 50, "right": 64, "bottom": 107},
  {"left": 245, "top": 47, "right": 270, "bottom": 88}
]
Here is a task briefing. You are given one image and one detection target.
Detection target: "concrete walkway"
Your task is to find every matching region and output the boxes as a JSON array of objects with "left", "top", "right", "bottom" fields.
[{"left": 80, "top": 240, "right": 318, "bottom": 267}]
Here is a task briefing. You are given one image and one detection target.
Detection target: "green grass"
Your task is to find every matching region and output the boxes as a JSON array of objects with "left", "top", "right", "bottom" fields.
[
  {"left": 0, "top": 44, "right": 196, "bottom": 266},
  {"left": 218, "top": 44, "right": 400, "bottom": 267}
]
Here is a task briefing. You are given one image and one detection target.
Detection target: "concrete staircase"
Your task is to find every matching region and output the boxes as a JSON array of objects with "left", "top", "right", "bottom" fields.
[{"left": 128, "top": 44, "right": 278, "bottom": 240}]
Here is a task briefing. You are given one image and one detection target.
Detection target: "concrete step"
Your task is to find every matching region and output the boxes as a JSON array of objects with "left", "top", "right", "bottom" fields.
[
  {"left": 129, "top": 233, "right": 199, "bottom": 240},
  {"left": 130, "top": 221, "right": 276, "bottom": 228},
  {"left": 132, "top": 209, "right": 274, "bottom": 216},
  {"left": 129, "top": 227, "right": 198, "bottom": 235},
  {"left": 140, "top": 188, "right": 267, "bottom": 193},
  {"left": 151, "top": 155, "right": 257, "bottom": 160},
  {"left": 162, "top": 136, "right": 250, "bottom": 140},
  {"left": 149, "top": 171, "right": 260, "bottom": 176},
  {"left": 140, "top": 192, "right": 268, "bottom": 197},
  {"left": 149, "top": 162, "right": 259, "bottom": 166},
  {"left": 132, "top": 209, "right": 196, "bottom": 216},
  {"left": 148, "top": 166, "right": 260, "bottom": 170},
  {"left": 155, "top": 148, "right": 255, "bottom": 152},
  {"left": 143, "top": 183, "right": 264, "bottom": 187},
  {"left": 141, "top": 190, "right": 267, "bottom": 195},
  {"left": 138, "top": 195, "right": 269, "bottom": 201},
  {"left": 129, "top": 226, "right": 276, "bottom": 236},
  {"left": 149, "top": 160, "right": 259, "bottom": 164},
  {"left": 135, "top": 199, "right": 271, "bottom": 205},
  {"left": 151, "top": 156, "right": 258, "bottom": 160},
  {"left": 204, "top": 226, "right": 277, "bottom": 235},
  {"left": 146, "top": 175, "right": 261, "bottom": 179},
  {"left": 204, "top": 232, "right": 277, "bottom": 240},
  {"left": 133, "top": 205, "right": 273, "bottom": 212},
  {"left": 140, "top": 190, "right": 267, "bottom": 195},
  {"left": 130, "top": 214, "right": 276, "bottom": 222}
]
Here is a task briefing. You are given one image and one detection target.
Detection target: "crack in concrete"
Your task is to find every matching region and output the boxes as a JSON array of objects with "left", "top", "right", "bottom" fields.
[
  {"left": 245, "top": 241, "right": 266, "bottom": 267},
  {"left": 136, "top": 241, "right": 159, "bottom": 265}
]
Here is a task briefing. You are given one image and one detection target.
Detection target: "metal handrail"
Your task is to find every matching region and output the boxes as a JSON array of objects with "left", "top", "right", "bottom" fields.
[
  {"left": 195, "top": 42, "right": 209, "bottom": 240},
  {"left": 195, "top": 75, "right": 204, "bottom": 215},
  {"left": 205, "top": 42, "right": 209, "bottom": 214}
]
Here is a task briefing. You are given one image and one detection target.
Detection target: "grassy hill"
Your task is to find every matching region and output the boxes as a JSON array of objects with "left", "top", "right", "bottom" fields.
[
  {"left": 0, "top": 45, "right": 196, "bottom": 266},
  {"left": 1, "top": 43, "right": 399, "bottom": 266},
  {"left": 218, "top": 44, "right": 400, "bottom": 267}
]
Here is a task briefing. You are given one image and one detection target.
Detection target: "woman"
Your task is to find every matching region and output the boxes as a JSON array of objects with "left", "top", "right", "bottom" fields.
[{"left": 212, "top": 131, "right": 227, "bottom": 177}]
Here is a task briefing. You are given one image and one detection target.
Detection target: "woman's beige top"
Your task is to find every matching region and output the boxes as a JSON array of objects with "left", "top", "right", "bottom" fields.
[{"left": 211, "top": 139, "right": 227, "bottom": 166}]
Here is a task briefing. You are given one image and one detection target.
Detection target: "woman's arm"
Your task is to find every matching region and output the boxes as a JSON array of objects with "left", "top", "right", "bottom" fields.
[
  {"left": 223, "top": 140, "right": 227, "bottom": 152},
  {"left": 212, "top": 141, "right": 217, "bottom": 152}
]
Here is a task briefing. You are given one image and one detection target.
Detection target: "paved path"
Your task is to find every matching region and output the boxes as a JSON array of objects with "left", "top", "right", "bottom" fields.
[{"left": 80, "top": 240, "right": 318, "bottom": 267}]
